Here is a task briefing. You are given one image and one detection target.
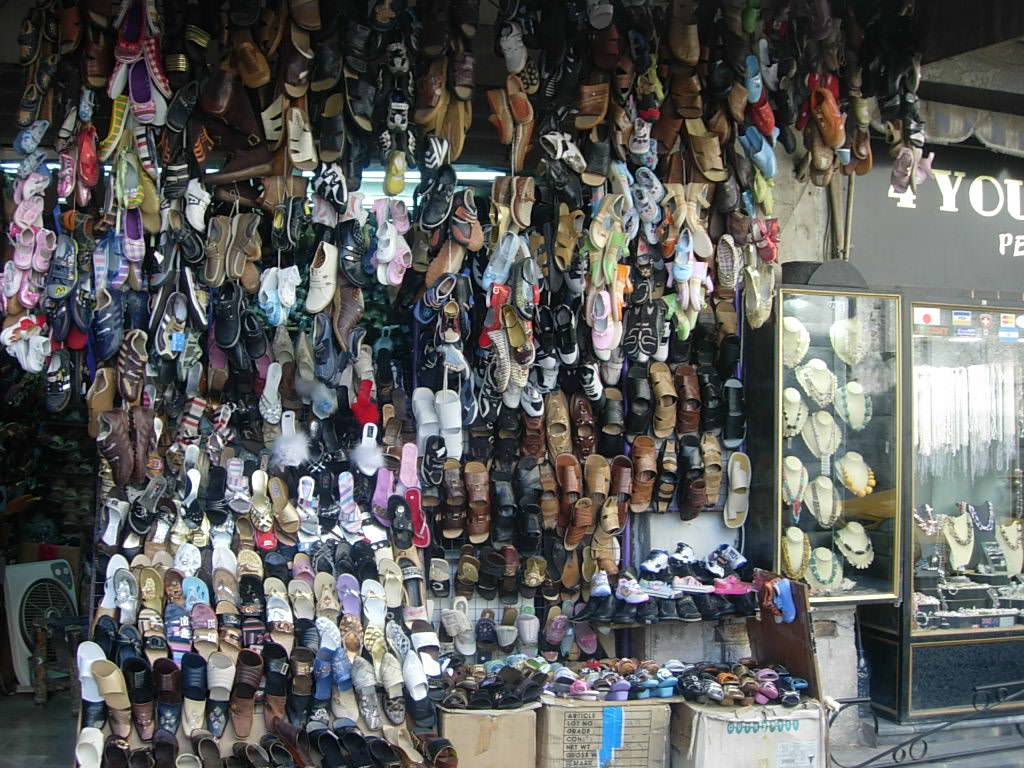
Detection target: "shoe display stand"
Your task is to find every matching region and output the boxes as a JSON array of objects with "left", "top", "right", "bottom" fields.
[{"left": 0, "top": 0, "right": 931, "bottom": 763}]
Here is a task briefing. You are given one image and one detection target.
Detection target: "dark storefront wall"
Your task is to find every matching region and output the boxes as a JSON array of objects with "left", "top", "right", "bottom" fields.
[{"left": 851, "top": 144, "right": 1024, "bottom": 298}]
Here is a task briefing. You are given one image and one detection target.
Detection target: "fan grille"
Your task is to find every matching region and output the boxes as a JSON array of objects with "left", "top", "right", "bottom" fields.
[{"left": 19, "top": 578, "right": 75, "bottom": 647}]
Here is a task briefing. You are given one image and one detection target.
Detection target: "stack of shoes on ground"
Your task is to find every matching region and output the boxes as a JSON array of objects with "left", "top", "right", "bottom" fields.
[{"left": 542, "top": 656, "right": 808, "bottom": 707}]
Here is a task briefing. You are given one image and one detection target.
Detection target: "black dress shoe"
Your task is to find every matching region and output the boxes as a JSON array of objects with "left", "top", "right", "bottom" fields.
[
  {"left": 676, "top": 595, "right": 702, "bottom": 622},
  {"left": 93, "top": 615, "right": 118, "bottom": 659},
  {"left": 658, "top": 597, "right": 681, "bottom": 621},
  {"left": 592, "top": 594, "right": 618, "bottom": 623},
  {"left": 636, "top": 599, "right": 659, "bottom": 624},
  {"left": 692, "top": 592, "right": 721, "bottom": 620},
  {"left": 611, "top": 599, "right": 636, "bottom": 624}
]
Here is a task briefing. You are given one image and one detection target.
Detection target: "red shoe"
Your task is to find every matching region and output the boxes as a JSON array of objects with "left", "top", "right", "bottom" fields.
[
  {"left": 478, "top": 282, "right": 511, "bottom": 348},
  {"left": 746, "top": 90, "right": 776, "bottom": 139}
]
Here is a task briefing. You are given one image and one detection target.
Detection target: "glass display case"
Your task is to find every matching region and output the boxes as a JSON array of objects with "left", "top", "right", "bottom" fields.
[
  {"left": 910, "top": 303, "right": 1024, "bottom": 635},
  {"left": 746, "top": 287, "right": 902, "bottom": 604}
]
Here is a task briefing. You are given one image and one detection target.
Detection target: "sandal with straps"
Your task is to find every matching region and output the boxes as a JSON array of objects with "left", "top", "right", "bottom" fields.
[
  {"left": 656, "top": 438, "right": 679, "bottom": 513},
  {"left": 286, "top": 105, "right": 318, "bottom": 171}
]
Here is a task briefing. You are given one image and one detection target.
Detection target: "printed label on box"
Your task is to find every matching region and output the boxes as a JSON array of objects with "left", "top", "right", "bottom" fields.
[{"left": 777, "top": 740, "right": 820, "bottom": 768}]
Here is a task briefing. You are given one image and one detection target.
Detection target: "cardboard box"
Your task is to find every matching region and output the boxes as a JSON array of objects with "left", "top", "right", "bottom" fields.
[
  {"left": 670, "top": 700, "right": 827, "bottom": 768},
  {"left": 439, "top": 704, "right": 540, "bottom": 768},
  {"left": 537, "top": 695, "right": 671, "bottom": 768}
]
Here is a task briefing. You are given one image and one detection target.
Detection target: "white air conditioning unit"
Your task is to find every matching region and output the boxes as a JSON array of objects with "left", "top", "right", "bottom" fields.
[{"left": 4, "top": 560, "right": 77, "bottom": 689}]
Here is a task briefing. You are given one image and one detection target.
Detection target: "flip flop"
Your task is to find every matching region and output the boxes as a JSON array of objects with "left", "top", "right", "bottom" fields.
[{"left": 361, "top": 578, "right": 387, "bottom": 627}]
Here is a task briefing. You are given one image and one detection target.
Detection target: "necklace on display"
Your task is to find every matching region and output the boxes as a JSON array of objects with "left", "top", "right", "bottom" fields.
[
  {"left": 998, "top": 520, "right": 1022, "bottom": 551},
  {"left": 834, "top": 383, "right": 873, "bottom": 431},
  {"left": 795, "top": 360, "right": 837, "bottom": 407},
  {"left": 913, "top": 504, "right": 942, "bottom": 535},
  {"left": 829, "top": 317, "right": 870, "bottom": 367},
  {"left": 834, "top": 523, "right": 875, "bottom": 569},
  {"left": 781, "top": 529, "right": 811, "bottom": 579},
  {"left": 782, "top": 388, "right": 809, "bottom": 439},
  {"left": 782, "top": 317, "right": 811, "bottom": 368},
  {"left": 809, "top": 550, "right": 840, "bottom": 586},
  {"left": 835, "top": 452, "right": 877, "bottom": 497},
  {"left": 802, "top": 411, "right": 842, "bottom": 459},
  {"left": 944, "top": 513, "right": 975, "bottom": 548},
  {"left": 807, "top": 476, "right": 842, "bottom": 528},
  {"left": 781, "top": 457, "right": 808, "bottom": 522},
  {"left": 966, "top": 501, "right": 995, "bottom": 531}
]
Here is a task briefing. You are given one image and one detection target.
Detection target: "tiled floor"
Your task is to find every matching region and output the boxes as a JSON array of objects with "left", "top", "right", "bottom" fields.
[{"left": 0, "top": 691, "right": 75, "bottom": 768}]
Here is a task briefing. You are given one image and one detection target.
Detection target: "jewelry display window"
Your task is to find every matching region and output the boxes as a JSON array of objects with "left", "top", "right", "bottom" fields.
[
  {"left": 776, "top": 289, "right": 901, "bottom": 601},
  {"left": 910, "top": 304, "right": 1024, "bottom": 635}
]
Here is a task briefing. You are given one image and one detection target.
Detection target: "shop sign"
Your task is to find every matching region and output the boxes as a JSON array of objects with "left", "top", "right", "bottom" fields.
[{"left": 851, "top": 145, "right": 1024, "bottom": 293}]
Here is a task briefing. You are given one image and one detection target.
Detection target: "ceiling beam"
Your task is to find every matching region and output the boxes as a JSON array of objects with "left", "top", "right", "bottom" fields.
[
  {"left": 918, "top": 81, "right": 1024, "bottom": 117},
  {"left": 916, "top": 0, "right": 1024, "bottom": 63}
]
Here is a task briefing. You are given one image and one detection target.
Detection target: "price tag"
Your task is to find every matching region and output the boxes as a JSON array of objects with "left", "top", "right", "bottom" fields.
[{"left": 171, "top": 332, "right": 186, "bottom": 352}]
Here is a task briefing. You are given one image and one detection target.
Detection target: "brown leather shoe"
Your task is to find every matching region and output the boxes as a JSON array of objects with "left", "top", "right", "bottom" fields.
[
  {"left": 229, "top": 650, "right": 264, "bottom": 738},
  {"left": 273, "top": 716, "right": 313, "bottom": 766},
  {"left": 131, "top": 406, "right": 155, "bottom": 484},
  {"left": 554, "top": 453, "right": 582, "bottom": 533},
  {"left": 123, "top": 657, "right": 156, "bottom": 741},
  {"left": 630, "top": 436, "right": 657, "bottom": 512},
  {"left": 570, "top": 394, "right": 595, "bottom": 458},
  {"left": 585, "top": 454, "right": 610, "bottom": 510},
  {"left": 575, "top": 81, "right": 609, "bottom": 131},
  {"left": 153, "top": 658, "right": 181, "bottom": 734},
  {"left": 442, "top": 458, "right": 467, "bottom": 539},
  {"left": 650, "top": 362, "right": 677, "bottom": 438},
  {"left": 674, "top": 364, "right": 701, "bottom": 435},
  {"left": 464, "top": 461, "right": 491, "bottom": 544},
  {"left": 117, "top": 329, "right": 148, "bottom": 404},
  {"left": 538, "top": 460, "right": 559, "bottom": 530},
  {"left": 681, "top": 478, "right": 708, "bottom": 521},
  {"left": 521, "top": 414, "right": 545, "bottom": 458},
  {"left": 610, "top": 454, "right": 633, "bottom": 529},
  {"left": 97, "top": 409, "right": 134, "bottom": 487},
  {"left": 545, "top": 391, "right": 572, "bottom": 457},
  {"left": 331, "top": 284, "right": 364, "bottom": 351},
  {"left": 86, "top": 366, "right": 116, "bottom": 438},
  {"left": 564, "top": 497, "right": 594, "bottom": 551}
]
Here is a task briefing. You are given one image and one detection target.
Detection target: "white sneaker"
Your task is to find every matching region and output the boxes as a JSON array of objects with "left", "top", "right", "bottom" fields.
[
  {"left": 184, "top": 178, "right": 210, "bottom": 232},
  {"left": 591, "top": 570, "right": 612, "bottom": 597},
  {"left": 672, "top": 575, "right": 714, "bottom": 595},
  {"left": 639, "top": 578, "right": 675, "bottom": 598},
  {"left": 616, "top": 576, "right": 650, "bottom": 604},
  {"left": 305, "top": 241, "right": 339, "bottom": 313}
]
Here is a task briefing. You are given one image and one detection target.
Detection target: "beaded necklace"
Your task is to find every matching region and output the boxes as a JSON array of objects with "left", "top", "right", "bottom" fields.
[
  {"left": 809, "top": 552, "right": 839, "bottom": 586},
  {"left": 913, "top": 504, "right": 942, "bottom": 535},
  {"left": 944, "top": 513, "right": 974, "bottom": 548},
  {"left": 966, "top": 501, "right": 995, "bottom": 531},
  {"left": 795, "top": 362, "right": 837, "bottom": 407},
  {"left": 781, "top": 533, "right": 811, "bottom": 579},
  {"left": 999, "top": 520, "right": 1022, "bottom": 552},
  {"left": 834, "top": 384, "right": 873, "bottom": 431}
]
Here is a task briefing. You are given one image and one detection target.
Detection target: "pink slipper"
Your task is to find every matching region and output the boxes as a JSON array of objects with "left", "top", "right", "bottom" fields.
[
  {"left": 12, "top": 227, "right": 35, "bottom": 269},
  {"left": 33, "top": 228, "right": 56, "bottom": 273}
]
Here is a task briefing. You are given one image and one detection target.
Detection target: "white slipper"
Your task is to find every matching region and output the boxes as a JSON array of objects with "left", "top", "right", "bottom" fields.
[
  {"left": 76, "top": 641, "right": 107, "bottom": 702},
  {"left": 434, "top": 388, "right": 463, "bottom": 460},
  {"left": 75, "top": 727, "right": 104, "bottom": 768},
  {"left": 352, "top": 423, "right": 384, "bottom": 476},
  {"left": 101, "top": 498, "right": 128, "bottom": 547},
  {"left": 101, "top": 554, "right": 129, "bottom": 610},
  {"left": 411, "top": 387, "right": 440, "bottom": 453},
  {"left": 724, "top": 452, "right": 751, "bottom": 529},
  {"left": 361, "top": 578, "right": 387, "bottom": 628}
]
